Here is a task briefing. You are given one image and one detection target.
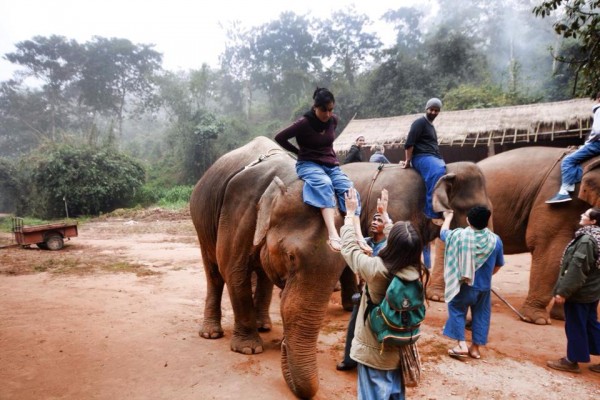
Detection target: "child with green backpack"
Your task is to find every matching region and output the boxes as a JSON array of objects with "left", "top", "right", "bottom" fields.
[{"left": 340, "top": 188, "right": 429, "bottom": 399}]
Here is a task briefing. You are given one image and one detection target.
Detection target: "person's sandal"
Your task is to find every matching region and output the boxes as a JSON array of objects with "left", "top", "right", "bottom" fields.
[
  {"left": 590, "top": 364, "right": 600, "bottom": 373},
  {"left": 327, "top": 237, "right": 342, "bottom": 252}
]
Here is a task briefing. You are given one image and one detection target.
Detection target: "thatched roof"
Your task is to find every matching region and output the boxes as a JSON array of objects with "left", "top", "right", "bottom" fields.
[{"left": 334, "top": 98, "right": 596, "bottom": 151}]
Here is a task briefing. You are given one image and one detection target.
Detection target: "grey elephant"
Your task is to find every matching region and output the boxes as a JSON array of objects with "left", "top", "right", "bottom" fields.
[
  {"left": 190, "top": 136, "right": 492, "bottom": 398},
  {"left": 427, "top": 146, "right": 600, "bottom": 325}
]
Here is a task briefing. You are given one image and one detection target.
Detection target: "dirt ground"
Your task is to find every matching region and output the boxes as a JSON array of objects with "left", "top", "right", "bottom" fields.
[{"left": 0, "top": 209, "right": 599, "bottom": 400}]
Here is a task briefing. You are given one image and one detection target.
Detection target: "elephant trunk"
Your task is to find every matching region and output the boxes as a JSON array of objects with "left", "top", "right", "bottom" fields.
[{"left": 279, "top": 281, "right": 336, "bottom": 399}]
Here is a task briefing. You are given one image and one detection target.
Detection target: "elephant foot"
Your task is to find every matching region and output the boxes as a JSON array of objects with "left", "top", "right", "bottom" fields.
[
  {"left": 256, "top": 316, "right": 272, "bottom": 332},
  {"left": 199, "top": 320, "right": 224, "bottom": 339},
  {"left": 231, "top": 333, "right": 264, "bottom": 355},
  {"left": 427, "top": 287, "right": 445, "bottom": 302},
  {"left": 519, "top": 304, "right": 551, "bottom": 325}
]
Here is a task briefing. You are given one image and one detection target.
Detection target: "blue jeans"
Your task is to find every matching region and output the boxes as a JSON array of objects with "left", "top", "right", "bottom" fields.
[
  {"left": 443, "top": 284, "right": 491, "bottom": 345},
  {"left": 564, "top": 300, "right": 600, "bottom": 363},
  {"left": 561, "top": 141, "right": 600, "bottom": 187},
  {"left": 357, "top": 363, "right": 404, "bottom": 400},
  {"left": 411, "top": 154, "right": 446, "bottom": 219},
  {"left": 296, "top": 161, "right": 361, "bottom": 215}
]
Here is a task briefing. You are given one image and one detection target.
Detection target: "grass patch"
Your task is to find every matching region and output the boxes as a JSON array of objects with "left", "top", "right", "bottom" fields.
[{"left": 100, "top": 261, "right": 161, "bottom": 276}]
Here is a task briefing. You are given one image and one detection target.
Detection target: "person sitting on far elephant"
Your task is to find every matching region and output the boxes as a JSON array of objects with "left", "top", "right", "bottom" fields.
[
  {"left": 344, "top": 135, "right": 366, "bottom": 164},
  {"left": 441, "top": 206, "right": 504, "bottom": 360},
  {"left": 274, "top": 87, "right": 371, "bottom": 254},
  {"left": 547, "top": 92, "right": 600, "bottom": 204},
  {"left": 337, "top": 200, "right": 390, "bottom": 372},
  {"left": 340, "top": 188, "right": 429, "bottom": 399},
  {"left": 401, "top": 97, "right": 446, "bottom": 225},
  {"left": 546, "top": 207, "right": 600, "bottom": 374},
  {"left": 369, "top": 144, "right": 391, "bottom": 164}
]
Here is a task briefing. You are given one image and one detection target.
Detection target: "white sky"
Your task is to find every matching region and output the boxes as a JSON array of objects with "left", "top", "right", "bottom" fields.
[{"left": 0, "top": 0, "right": 425, "bottom": 81}]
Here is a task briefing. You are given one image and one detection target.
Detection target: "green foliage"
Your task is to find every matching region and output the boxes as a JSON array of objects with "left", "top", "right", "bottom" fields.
[
  {"left": 0, "top": 157, "right": 20, "bottom": 212},
  {"left": 157, "top": 186, "right": 194, "bottom": 208},
  {"left": 533, "top": 0, "right": 600, "bottom": 95},
  {"left": 22, "top": 144, "right": 145, "bottom": 218},
  {"left": 131, "top": 184, "right": 193, "bottom": 208}
]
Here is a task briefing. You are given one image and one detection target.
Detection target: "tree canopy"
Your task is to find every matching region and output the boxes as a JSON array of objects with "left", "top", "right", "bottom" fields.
[{"left": 533, "top": 0, "right": 600, "bottom": 95}]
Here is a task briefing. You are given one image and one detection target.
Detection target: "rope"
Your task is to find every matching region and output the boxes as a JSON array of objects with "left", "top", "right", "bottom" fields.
[
  {"left": 530, "top": 150, "right": 567, "bottom": 204},
  {"left": 243, "top": 148, "right": 288, "bottom": 170},
  {"left": 361, "top": 163, "right": 404, "bottom": 228}
]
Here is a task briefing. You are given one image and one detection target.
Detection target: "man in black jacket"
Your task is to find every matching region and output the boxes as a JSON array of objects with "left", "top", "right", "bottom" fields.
[{"left": 344, "top": 135, "right": 365, "bottom": 164}]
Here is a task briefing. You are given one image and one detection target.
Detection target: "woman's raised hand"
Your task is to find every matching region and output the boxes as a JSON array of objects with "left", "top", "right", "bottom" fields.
[
  {"left": 376, "top": 188, "right": 389, "bottom": 215},
  {"left": 344, "top": 188, "right": 359, "bottom": 216}
]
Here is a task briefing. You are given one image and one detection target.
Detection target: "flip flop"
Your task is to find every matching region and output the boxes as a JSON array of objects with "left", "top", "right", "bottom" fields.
[
  {"left": 448, "top": 348, "right": 469, "bottom": 359},
  {"left": 327, "top": 237, "right": 342, "bottom": 252}
]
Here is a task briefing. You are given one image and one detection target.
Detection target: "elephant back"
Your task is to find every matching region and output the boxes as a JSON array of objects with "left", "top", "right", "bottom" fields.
[{"left": 190, "top": 136, "right": 284, "bottom": 263}]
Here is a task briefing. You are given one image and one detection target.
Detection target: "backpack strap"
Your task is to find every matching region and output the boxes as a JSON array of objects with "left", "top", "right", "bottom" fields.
[{"left": 363, "top": 273, "right": 394, "bottom": 324}]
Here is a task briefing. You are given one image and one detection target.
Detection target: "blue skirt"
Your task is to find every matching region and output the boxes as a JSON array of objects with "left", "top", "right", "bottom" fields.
[{"left": 296, "top": 161, "right": 361, "bottom": 215}]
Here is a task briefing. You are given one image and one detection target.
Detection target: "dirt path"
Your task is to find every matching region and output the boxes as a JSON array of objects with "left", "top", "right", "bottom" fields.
[{"left": 0, "top": 210, "right": 599, "bottom": 399}]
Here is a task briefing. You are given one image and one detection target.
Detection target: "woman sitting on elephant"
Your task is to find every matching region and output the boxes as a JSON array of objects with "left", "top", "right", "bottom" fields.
[
  {"left": 275, "top": 87, "right": 369, "bottom": 253},
  {"left": 340, "top": 188, "right": 429, "bottom": 399}
]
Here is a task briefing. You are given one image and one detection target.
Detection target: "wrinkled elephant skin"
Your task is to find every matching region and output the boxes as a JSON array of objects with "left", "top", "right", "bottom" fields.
[
  {"left": 191, "top": 136, "right": 346, "bottom": 399},
  {"left": 473, "top": 147, "right": 599, "bottom": 325},
  {"left": 340, "top": 162, "right": 492, "bottom": 306}
]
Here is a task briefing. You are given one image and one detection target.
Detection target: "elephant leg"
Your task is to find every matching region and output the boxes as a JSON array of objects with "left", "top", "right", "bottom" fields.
[
  {"left": 520, "top": 247, "right": 560, "bottom": 325},
  {"left": 339, "top": 266, "right": 358, "bottom": 311},
  {"left": 428, "top": 238, "right": 446, "bottom": 302},
  {"left": 221, "top": 256, "right": 264, "bottom": 355},
  {"left": 199, "top": 251, "right": 225, "bottom": 339},
  {"left": 253, "top": 267, "right": 274, "bottom": 332}
]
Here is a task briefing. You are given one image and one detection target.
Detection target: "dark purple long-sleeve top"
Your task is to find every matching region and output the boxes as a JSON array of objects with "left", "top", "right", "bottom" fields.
[{"left": 274, "top": 114, "right": 340, "bottom": 167}]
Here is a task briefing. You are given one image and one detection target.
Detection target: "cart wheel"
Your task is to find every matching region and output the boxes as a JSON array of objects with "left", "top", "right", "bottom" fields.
[
  {"left": 37, "top": 242, "right": 48, "bottom": 250},
  {"left": 45, "top": 235, "right": 64, "bottom": 251}
]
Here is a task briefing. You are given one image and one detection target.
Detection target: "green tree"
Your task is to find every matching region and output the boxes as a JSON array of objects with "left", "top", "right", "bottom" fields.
[
  {"left": 78, "top": 37, "right": 163, "bottom": 137},
  {"left": 424, "top": 26, "right": 489, "bottom": 90},
  {"left": 4, "top": 35, "right": 82, "bottom": 139},
  {"left": 221, "top": 12, "right": 320, "bottom": 119},
  {"left": 155, "top": 71, "right": 224, "bottom": 184},
  {"left": 361, "top": 52, "right": 431, "bottom": 117},
  {"left": 0, "top": 158, "right": 19, "bottom": 212},
  {"left": 383, "top": 7, "right": 424, "bottom": 57},
  {"left": 533, "top": 0, "right": 600, "bottom": 95},
  {"left": 317, "top": 6, "right": 382, "bottom": 87},
  {"left": 23, "top": 144, "right": 145, "bottom": 218}
]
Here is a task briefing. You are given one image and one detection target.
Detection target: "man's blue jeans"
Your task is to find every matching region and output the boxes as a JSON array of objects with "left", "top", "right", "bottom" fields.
[{"left": 561, "top": 141, "right": 600, "bottom": 187}]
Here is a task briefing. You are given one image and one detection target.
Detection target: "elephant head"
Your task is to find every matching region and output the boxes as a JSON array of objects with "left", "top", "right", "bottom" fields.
[
  {"left": 578, "top": 157, "right": 600, "bottom": 206},
  {"left": 253, "top": 175, "right": 346, "bottom": 398}
]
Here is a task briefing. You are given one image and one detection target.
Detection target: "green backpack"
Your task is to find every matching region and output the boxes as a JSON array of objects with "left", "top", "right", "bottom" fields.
[{"left": 365, "top": 275, "right": 425, "bottom": 349}]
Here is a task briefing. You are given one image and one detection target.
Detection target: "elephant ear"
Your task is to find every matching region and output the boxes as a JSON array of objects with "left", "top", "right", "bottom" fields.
[
  {"left": 254, "top": 176, "right": 287, "bottom": 246},
  {"left": 432, "top": 173, "right": 456, "bottom": 213},
  {"left": 578, "top": 157, "right": 600, "bottom": 206}
]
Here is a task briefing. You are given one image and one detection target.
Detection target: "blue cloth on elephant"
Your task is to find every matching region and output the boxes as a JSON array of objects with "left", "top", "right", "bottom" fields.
[
  {"left": 296, "top": 160, "right": 361, "bottom": 215},
  {"left": 443, "top": 227, "right": 497, "bottom": 303},
  {"left": 411, "top": 154, "right": 446, "bottom": 219}
]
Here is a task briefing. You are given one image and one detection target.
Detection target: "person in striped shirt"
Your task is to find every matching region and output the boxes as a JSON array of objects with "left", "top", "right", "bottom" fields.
[{"left": 440, "top": 206, "right": 504, "bottom": 360}]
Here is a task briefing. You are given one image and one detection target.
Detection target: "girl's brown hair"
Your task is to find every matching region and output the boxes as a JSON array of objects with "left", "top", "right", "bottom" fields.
[{"left": 378, "top": 221, "right": 430, "bottom": 291}]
